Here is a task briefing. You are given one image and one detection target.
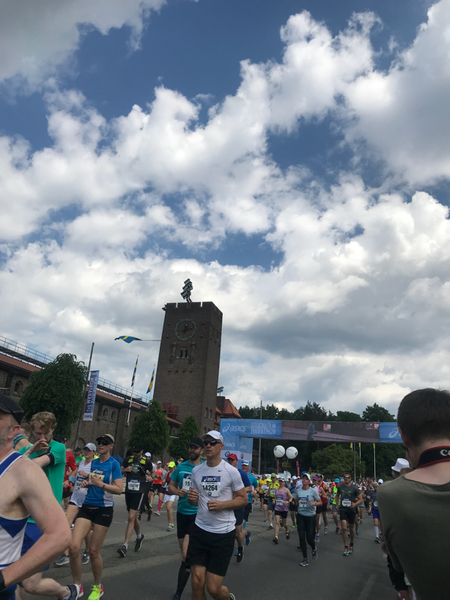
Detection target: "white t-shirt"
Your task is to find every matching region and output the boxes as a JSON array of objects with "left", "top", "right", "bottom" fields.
[
  {"left": 70, "top": 459, "right": 93, "bottom": 508},
  {"left": 191, "top": 459, "right": 244, "bottom": 534}
]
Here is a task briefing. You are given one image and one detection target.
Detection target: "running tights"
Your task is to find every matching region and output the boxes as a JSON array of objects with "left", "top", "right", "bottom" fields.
[{"left": 296, "top": 513, "right": 316, "bottom": 558}]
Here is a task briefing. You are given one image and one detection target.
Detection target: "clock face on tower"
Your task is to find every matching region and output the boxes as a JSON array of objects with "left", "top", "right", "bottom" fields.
[{"left": 175, "top": 318, "right": 197, "bottom": 341}]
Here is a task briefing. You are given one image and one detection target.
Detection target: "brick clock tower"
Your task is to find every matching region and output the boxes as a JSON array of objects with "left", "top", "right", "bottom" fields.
[{"left": 153, "top": 301, "right": 222, "bottom": 434}]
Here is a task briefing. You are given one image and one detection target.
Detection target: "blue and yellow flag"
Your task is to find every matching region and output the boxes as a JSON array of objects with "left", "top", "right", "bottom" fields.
[
  {"left": 131, "top": 356, "right": 139, "bottom": 388},
  {"left": 115, "top": 336, "right": 142, "bottom": 344},
  {"left": 146, "top": 369, "right": 155, "bottom": 394}
]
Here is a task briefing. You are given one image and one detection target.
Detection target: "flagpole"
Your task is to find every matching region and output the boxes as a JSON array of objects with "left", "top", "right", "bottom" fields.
[
  {"left": 126, "top": 355, "right": 139, "bottom": 426},
  {"left": 373, "top": 443, "right": 377, "bottom": 480},
  {"left": 258, "top": 400, "right": 262, "bottom": 475}
]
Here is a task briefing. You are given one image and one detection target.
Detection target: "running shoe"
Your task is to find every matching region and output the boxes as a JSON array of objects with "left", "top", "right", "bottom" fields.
[
  {"left": 65, "top": 585, "right": 80, "bottom": 600},
  {"left": 263, "top": 518, "right": 268, "bottom": 522},
  {"left": 312, "top": 548, "right": 318, "bottom": 560},
  {"left": 299, "top": 558, "right": 309, "bottom": 567},
  {"left": 273, "top": 536, "right": 278, "bottom": 544},
  {"left": 229, "top": 594, "right": 236, "bottom": 600},
  {"left": 236, "top": 546, "right": 244, "bottom": 564},
  {"left": 117, "top": 544, "right": 127, "bottom": 558},
  {"left": 375, "top": 537, "right": 381, "bottom": 544},
  {"left": 343, "top": 546, "right": 349, "bottom": 556},
  {"left": 286, "top": 530, "right": 290, "bottom": 540},
  {"left": 81, "top": 552, "right": 90, "bottom": 565},
  {"left": 267, "top": 524, "right": 273, "bottom": 530},
  {"left": 54, "top": 554, "right": 70, "bottom": 567},
  {"left": 245, "top": 531, "right": 252, "bottom": 546},
  {"left": 315, "top": 533, "right": 320, "bottom": 543},
  {"left": 291, "top": 524, "right": 296, "bottom": 529},
  {"left": 167, "top": 524, "right": 174, "bottom": 532},
  {"left": 147, "top": 509, "right": 153, "bottom": 522},
  {"left": 155, "top": 511, "right": 161, "bottom": 516},
  {"left": 356, "top": 530, "right": 359, "bottom": 536},
  {"left": 297, "top": 545, "right": 301, "bottom": 550},
  {"left": 348, "top": 545, "right": 354, "bottom": 555},
  {"left": 324, "top": 527, "right": 328, "bottom": 534},
  {"left": 335, "top": 526, "right": 340, "bottom": 534},
  {"left": 135, "top": 534, "right": 144, "bottom": 552},
  {"left": 78, "top": 585, "right": 84, "bottom": 598},
  {"left": 87, "top": 585, "right": 104, "bottom": 600}
]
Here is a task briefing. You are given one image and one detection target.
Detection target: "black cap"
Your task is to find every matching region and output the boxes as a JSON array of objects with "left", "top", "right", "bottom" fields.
[
  {"left": 0, "top": 394, "right": 24, "bottom": 425},
  {"left": 189, "top": 437, "right": 204, "bottom": 448},
  {"left": 74, "top": 446, "right": 82, "bottom": 452},
  {"left": 131, "top": 443, "right": 143, "bottom": 452},
  {"left": 55, "top": 434, "right": 67, "bottom": 443}
]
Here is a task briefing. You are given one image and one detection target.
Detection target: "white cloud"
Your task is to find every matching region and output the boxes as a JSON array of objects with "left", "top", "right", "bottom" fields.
[{"left": 0, "top": 0, "right": 166, "bottom": 89}]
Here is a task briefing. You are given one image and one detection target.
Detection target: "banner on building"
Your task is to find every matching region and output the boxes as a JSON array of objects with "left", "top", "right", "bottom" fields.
[
  {"left": 83, "top": 370, "right": 99, "bottom": 422},
  {"left": 220, "top": 419, "right": 282, "bottom": 439},
  {"left": 379, "top": 422, "right": 402, "bottom": 443},
  {"left": 221, "top": 435, "right": 254, "bottom": 468}
]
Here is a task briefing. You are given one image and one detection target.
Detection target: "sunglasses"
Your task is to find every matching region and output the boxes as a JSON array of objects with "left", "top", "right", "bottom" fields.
[
  {"left": 189, "top": 445, "right": 201, "bottom": 449},
  {"left": 204, "top": 440, "right": 221, "bottom": 447},
  {"left": 344, "top": 476, "right": 351, "bottom": 479},
  {"left": 97, "top": 440, "right": 111, "bottom": 446}
]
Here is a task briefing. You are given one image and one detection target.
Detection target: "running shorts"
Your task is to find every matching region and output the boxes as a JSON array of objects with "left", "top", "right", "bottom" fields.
[
  {"left": 77, "top": 504, "right": 114, "bottom": 527},
  {"left": 177, "top": 511, "right": 196, "bottom": 539},
  {"left": 164, "top": 494, "right": 178, "bottom": 503},
  {"left": 152, "top": 483, "right": 162, "bottom": 494},
  {"left": 125, "top": 492, "right": 146, "bottom": 512},
  {"left": 371, "top": 508, "right": 380, "bottom": 520},
  {"left": 275, "top": 510, "right": 288, "bottom": 520},
  {"left": 243, "top": 502, "right": 252, "bottom": 522},
  {"left": 339, "top": 509, "right": 357, "bottom": 525},
  {"left": 263, "top": 498, "right": 269, "bottom": 505},
  {"left": 268, "top": 499, "right": 275, "bottom": 512},
  {"left": 185, "top": 524, "right": 235, "bottom": 577},
  {"left": 20, "top": 523, "right": 50, "bottom": 571},
  {"left": 316, "top": 503, "right": 325, "bottom": 514},
  {"left": 234, "top": 508, "right": 244, "bottom": 527}
]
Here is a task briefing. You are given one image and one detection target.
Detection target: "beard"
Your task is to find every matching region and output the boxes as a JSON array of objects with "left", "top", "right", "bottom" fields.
[{"left": 0, "top": 422, "right": 14, "bottom": 452}]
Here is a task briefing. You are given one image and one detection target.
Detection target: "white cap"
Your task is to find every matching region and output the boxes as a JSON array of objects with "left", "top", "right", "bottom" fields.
[
  {"left": 391, "top": 458, "right": 410, "bottom": 472},
  {"left": 378, "top": 478, "right": 384, "bottom": 484},
  {"left": 84, "top": 443, "right": 96, "bottom": 452},
  {"left": 202, "top": 430, "right": 223, "bottom": 442},
  {"left": 302, "top": 473, "right": 311, "bottom": 481},
  {"left": 145, "top": 452, "right": 151, "bottom": 457}
]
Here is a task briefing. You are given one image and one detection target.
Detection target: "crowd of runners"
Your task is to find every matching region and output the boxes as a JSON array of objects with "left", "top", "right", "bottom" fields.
[{"left": 1, "top": 388, "right": 450, "bottom": 600}]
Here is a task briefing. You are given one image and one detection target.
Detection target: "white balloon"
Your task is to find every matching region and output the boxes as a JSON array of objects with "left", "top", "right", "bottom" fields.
[
  {"left": 273, "top": 445, "right": 285, "bottom": 458},
  {"left": 286, "top": 446, "right": 298, "bottom": 459}
]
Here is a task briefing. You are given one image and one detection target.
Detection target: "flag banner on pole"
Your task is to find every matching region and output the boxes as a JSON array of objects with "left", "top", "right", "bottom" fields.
[
  {"left": 373, "top": 443, "right": 375, "bottom": 449},
  {"left": 146, "top": 369, "right": 155, "bottom": 394},
  {"left": 350, "top": 442, "right": 353, "bottom": 449},
  {"left": 83, "top": 370, "right": 99, "bottom": 422},
  {"left": 115, "top": 336, "right": 142, "bottom": 344},
  {"left": 131, "top": 356, "right": 138, "bottom": 387},
  {"left": 358, "top": 442, "right": 361, "bottom": 448}
]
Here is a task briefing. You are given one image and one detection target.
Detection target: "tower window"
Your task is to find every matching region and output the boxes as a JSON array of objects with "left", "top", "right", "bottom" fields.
[{"left": 178, "top": 347, "right": 189, "bottom": 359}]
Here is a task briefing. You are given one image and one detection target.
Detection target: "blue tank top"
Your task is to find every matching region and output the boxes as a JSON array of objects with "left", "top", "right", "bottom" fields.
[{"left": 0, "top": 452, "right": 29, "bottom": 599}]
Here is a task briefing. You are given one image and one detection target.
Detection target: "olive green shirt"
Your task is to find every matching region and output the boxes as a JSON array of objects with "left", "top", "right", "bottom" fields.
[{"left": 378, "top": 475, "right": 450, "bottom": 600}]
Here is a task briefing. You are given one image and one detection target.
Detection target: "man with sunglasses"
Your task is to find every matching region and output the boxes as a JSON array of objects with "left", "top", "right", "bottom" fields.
[
  {"left": 69, "top": 434, "right": 122, "bottom": 600},
  {"left": 186, "top": 431, "right": 247, "bottom": 600},
  {"left": 167, "top": 438, "right": 204, "bottom": 600},
  {"left": 334, "top": 472, "right": 362, "bottom": 556}
]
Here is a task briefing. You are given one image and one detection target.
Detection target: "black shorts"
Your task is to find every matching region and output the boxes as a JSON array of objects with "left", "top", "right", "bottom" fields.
[
  {"left": 339, "top": 509, "right": 357, "bottom": 525},
  {"left": 185, "top": 524, "right": 235, "bottom": 577},
  {"left": 268, "top": 499, "right": 276, "bottom": 512},
  {"left": 177, "top": 511, "right": 196, "bottom": 539},
  {"left": 316, "top": 503, "right": 326, "bottom": 514},
  {"left": 258, "top": 492, "right": 265, "bottom": 499},
  {"left": 234, "top": 508, "right": 244, "bottom": 527},
  {"left": 125, "top": 492, "right": 146, "bottom": 512},
  {"left": 263, "top": 498, "right": 269, "bottom": 505},
  {"left": 77, "top": 504, "right": 114, "bottom": 527},
  {"left": 243, "top": 503, "right": 252, "bottom": 522},
  {"left": 152, "top": 483, "right": 162, "bottom": 494},
  {"left": 275, "top": 510, "right": 288, "bottom": 520},
  {"left": 289, "top": 501, "right": 296, "bottom": 511},
  {"left": 63, "top": 487, "right": 72, "bottom": 499}
]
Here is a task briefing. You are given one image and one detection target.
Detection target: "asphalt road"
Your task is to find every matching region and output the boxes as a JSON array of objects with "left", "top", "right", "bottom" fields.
[{"left": 25, "top": 497, "right": 395, "bottom": 600}]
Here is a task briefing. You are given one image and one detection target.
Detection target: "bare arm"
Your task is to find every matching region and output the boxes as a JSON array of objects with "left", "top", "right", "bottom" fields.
[
  {"left": 84, "top": 474, "right": 122, "bottom": 495},
  {"left": 1, "top": 460, "right": 71, "bottom": 587},
  {"left": 168, "top": 480, "right": 187, "bottom": 498}
]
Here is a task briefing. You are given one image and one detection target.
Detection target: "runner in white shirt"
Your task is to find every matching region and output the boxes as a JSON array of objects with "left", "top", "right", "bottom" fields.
[{"left": 186, "top": 431, "right": 247, "bottom": 600}]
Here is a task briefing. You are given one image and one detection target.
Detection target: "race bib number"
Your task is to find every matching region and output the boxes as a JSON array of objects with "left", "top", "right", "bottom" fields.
[
  {"left": 89, "top": 472, "right": 105, "bottom": 483},
  {"left": 128, "top": 479, "right": 140, "bottom": 492},
  {"left": 74, "top": 478, "right": 83, "bottom": 491},
  {"left": 299, "top": 497, "right": 308, "bottom": 508},
  {"left": 182, "top": 474, "right": 192, "bottom": 490},
  {"left": 276, "top": 497, "right": 284, "bottom": 506},
  {"left": 270, "top": 488, "right": 276, "bottom": 497},
  {"left": 342, "top": 498, "right": 352, "bottom": 507},
  {"left": 200, "top": 476, "right": 221, "bottom": 497}
]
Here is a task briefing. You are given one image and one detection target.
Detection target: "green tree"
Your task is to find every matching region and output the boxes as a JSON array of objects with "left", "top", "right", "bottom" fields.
[
  {"left": 294, "top": 401, "right": 329, "bottom": 421},
  {"left": 362, "top": 403, "right": 395, "bottom": 422},
  {"left": 129, "top": 398, "right": 169, "bottom": 457},
  {"left": 21, "top": 353, "right": 86, "bottom": 438},
  {"left": 312, "top": 443, "right": 365, "bottom": 478},
  {"left": 168, "top": 415, "right": 199, "bottom": 460},
  {"left": 335, "top": 411, "right": 362, "bottom": 421}
]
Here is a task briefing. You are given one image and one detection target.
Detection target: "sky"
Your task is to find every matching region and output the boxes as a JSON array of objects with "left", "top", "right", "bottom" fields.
[{"left": 1, "top": 0, "right": 450, "bottom": 417}]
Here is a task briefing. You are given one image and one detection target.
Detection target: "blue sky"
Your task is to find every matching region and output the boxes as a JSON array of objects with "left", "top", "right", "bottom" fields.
[{"left": 1, "top": 0, "right": 449, "bottom": 415}]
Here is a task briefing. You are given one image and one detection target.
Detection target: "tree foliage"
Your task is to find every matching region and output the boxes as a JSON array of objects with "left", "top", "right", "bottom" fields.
[
  {"left": 168, "top": 415, "right": 199, "bottom": 460},
  {"left": 129, "top": 398, "right": 169, "bottom": 458},
  {"left": 21, "top": 353, "right": 87, "bottom": 438},
  {"left": 362, "top": 403, "right": 395, "bottom": 422},
  {"left": 312, "top": 443, "right": 365, "bottom": 478}
]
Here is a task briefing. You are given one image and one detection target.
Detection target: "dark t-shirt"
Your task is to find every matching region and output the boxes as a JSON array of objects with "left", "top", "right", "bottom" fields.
[
  {"left": 338, "top": 483, "right": 359, "bottom": 512},
  {"left": 124, "top": 456, "right": 153, "bottom": 494},
  {"left": 367, "top": 490, "right": 378, "bottom": 508}
]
